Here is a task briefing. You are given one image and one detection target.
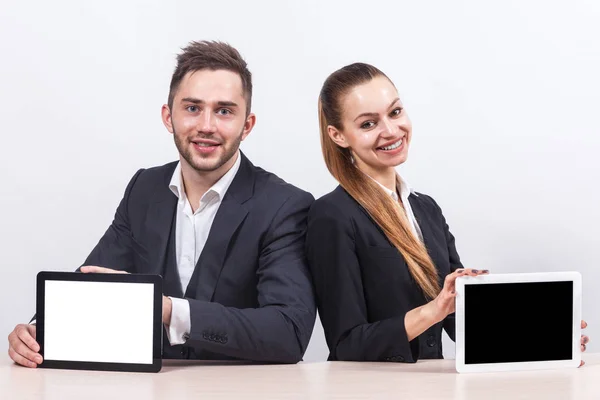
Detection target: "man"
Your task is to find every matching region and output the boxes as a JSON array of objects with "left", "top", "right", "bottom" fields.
[{"left": 8, "top": 41, "right": 316, "bottom": 366}]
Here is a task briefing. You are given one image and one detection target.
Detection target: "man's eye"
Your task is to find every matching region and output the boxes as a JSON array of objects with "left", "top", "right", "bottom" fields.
[
  {"left": 361, "top": 121, "right": 375, "bottom": 129},
  {"left": 217, "top": 108, "right": 232, "bottom": 115},
  {"left": 186, "top": 105, "right": 198, "bottom": 112}
]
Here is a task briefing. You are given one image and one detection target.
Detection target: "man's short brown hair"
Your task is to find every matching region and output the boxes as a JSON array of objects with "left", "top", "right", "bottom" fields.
[{"left": 168, "top": 41, "right": 252, "bottom": 115}]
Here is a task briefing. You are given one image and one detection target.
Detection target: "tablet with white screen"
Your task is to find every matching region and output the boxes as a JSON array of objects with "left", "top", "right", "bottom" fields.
[
  {"left": 36, "top": 271, "right": 163, "bottom": 372},
  {"left": 455, "top": 272, "right": 581, "bottom": 373}
]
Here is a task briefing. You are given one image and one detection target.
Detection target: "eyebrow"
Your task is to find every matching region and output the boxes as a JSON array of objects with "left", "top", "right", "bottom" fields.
[
  {"left": 353, "top": 98, "right": 401, "bottom": 122},
  {"left": 180, "top": 98, "right": 239, "bottom": 108}
]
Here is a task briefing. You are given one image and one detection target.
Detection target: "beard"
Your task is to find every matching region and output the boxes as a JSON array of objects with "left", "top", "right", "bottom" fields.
[{"left": 173, "top": 127, "right": 244, "bottom": 173}]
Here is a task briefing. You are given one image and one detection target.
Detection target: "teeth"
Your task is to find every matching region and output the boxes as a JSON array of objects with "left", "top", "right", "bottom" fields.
[
  {"left": 380, "top": 139, "right": 402, "bottom": 151},
  {"left": 195, "top": 142, "right": 214, "bottom": 147}
]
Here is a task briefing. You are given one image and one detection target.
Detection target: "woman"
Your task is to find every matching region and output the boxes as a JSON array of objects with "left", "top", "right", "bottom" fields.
[{"left": 306, "top": 63, "right": 590, "bottom": 363}]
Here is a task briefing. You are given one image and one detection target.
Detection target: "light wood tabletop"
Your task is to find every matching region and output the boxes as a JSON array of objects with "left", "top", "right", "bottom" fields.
[{"left": 1, "top": 354, "right": 599, "bottom": 400}]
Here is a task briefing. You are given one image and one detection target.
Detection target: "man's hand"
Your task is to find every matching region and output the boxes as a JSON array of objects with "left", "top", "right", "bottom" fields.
[
  {"left": 80, "top": 266, "right": 127, "bottom": 274},
  {"left": 8, "top": 324, "right": 42, "bottom": 368}
]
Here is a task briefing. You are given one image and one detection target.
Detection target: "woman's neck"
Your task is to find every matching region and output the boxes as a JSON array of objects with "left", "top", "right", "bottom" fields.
[{"left": 355, "top": 159, "right": 397, "bottom": 193}]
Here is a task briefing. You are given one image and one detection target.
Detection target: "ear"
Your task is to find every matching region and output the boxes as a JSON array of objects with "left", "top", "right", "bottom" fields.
[
  {"left": 161, "top": 104, "right": 174, "bottom": 134},
  {"left": 241, "top": 113, "right": 256, "bottom": 141},
  {"left": 327, "top": 125, "right": 350, "bottom": 148}
]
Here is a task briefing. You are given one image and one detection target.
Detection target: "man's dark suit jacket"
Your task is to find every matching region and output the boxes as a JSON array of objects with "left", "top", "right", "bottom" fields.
[
  {"left": 306, "top": 186, "right": 463, "bottom": 363},
  {"left": 84, "top": 152, "right": 316, "bottom": 363}
]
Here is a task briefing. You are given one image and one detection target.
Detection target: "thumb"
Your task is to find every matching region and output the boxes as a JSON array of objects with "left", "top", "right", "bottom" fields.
[{"left": 27, "top": 324, "right": 37, "bottom": 339}]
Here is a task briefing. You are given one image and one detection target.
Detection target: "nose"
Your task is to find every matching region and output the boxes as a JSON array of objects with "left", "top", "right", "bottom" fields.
[
  {"left": 197, "top": 110, "right": 217, "bottom": 133},
  {"left": 381, "top": 117, "right": 398, "bottom": 138}
]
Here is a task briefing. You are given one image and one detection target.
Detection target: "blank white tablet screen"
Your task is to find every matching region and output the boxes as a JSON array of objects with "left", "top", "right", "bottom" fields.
[
  {"left": 44, "top": 280, "right": 155, "bottom": 364},
  {"left": 464, "top": 281, "right": 573, "bottom": 364}
]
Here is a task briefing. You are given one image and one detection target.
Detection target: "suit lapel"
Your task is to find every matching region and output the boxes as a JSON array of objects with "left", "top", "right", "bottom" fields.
[
  {"left": 145, "top": 163, "right": 178, "bottom": 277},
  {"left": 408, "top": 194, "right": 435, "bottom": 254},
  {"left": 184, "top": 152, "right": 255, "bottom": 301}
]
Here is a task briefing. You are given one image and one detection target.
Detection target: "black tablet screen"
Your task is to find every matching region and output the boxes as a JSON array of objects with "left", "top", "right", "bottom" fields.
[{"left": 464, "top": 281, "right": 573, "bottom": 364}]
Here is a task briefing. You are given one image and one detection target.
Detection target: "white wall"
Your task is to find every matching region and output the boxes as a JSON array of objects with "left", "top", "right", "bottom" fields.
[{"left": 1, "top": 0, "right": 599, "bottom": 362}]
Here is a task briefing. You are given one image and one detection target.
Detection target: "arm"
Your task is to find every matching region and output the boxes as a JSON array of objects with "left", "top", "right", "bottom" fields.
[{"left": 183, "top": 192, "right": 316, "bottom": 363}]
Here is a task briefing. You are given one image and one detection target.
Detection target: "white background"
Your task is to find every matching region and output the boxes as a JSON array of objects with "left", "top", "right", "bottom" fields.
[{"left": 1, "top": 0, "right": 598, "bottom": 362}]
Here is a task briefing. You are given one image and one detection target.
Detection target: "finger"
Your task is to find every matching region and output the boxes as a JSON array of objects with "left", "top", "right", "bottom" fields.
[
  {"left": 12, "top": 341, "right": 42, "bottom": 365},
  {"left": 16, "top": 326, "right": 39, "bottom": 352},
  {"left": 581, "top": 320, "right": 588, "bottom": 329},
  {"left": 581, "top": 344, "right": 587, "bottom": 352},
  {"left": 579, "top": 360, "right": 585, "bottom": 367},
  {"left": 81, "top": 266, "right": 126, "bottom": 274},
  {"left": 581, "top": 335, "right": 589, "bottom": 345},
  {"left": 467, "top": 269, "right": 490, "bottom": 276},
  {"left": 444, "top": 272, "right": 457, "bottom": 289},
  {"left": 8, "top": 348, "right": 37, "bottom": 368},
  {"left": 28, "top": 324, "right": 37, "bottom": 340},
  {"left": 444, "top": 270, "right": 465, "bottom": 292}
]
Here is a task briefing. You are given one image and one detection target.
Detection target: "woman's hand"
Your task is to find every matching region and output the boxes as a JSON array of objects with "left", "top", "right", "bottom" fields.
[
  {"left": 580, "top": 320, "right": 590, "bottom": 367},
  {"left": 424, "top": 268, "right": 489, "bottom": 324}
]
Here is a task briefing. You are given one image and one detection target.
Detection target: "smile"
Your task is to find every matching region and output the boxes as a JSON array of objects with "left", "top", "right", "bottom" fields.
[{"left": 377, "top": 139, "right": 402, "bottom": 151}]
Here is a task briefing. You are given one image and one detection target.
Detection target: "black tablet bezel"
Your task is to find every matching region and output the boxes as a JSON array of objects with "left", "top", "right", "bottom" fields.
[{"left": 36, "top": 271, "right": 162, "bottom": 373}]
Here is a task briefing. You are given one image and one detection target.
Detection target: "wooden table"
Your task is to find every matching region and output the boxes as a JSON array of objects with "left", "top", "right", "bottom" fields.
[{"left": 2, "top": 354, "right": 599, "bottom": 399}]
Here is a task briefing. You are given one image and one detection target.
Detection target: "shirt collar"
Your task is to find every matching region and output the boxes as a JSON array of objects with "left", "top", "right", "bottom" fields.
[
  {"left": 169, "top": 150, "right": 242, "bottom": 204},
  {"left": 369, "top": 173, "right": 417, "bottom": 202}
]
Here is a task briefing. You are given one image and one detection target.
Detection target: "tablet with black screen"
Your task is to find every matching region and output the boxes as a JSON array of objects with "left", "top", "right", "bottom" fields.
[{"left": 455, "top": 272, "right": 581, "bottom": 373}]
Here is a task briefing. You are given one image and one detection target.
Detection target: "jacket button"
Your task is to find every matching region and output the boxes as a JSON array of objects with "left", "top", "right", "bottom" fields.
[
  {"left": 183, "top": 333, "right": 190, "bottom": 341},
  {"left": 426, "top": 335, "right": 437, "bottom": 347}
]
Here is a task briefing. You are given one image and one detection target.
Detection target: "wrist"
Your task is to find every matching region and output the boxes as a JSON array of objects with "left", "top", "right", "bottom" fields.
[
  {"left": 422, "top": 299, "right": 443, "bottom": 325},
  {"left": 162, "top": 296, "right": 172, "bottom": 325}
]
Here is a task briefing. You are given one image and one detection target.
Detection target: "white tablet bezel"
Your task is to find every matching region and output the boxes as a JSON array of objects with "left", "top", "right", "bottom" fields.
[{"left": 455, "top": 271, "right": 581, "bottom": 373}]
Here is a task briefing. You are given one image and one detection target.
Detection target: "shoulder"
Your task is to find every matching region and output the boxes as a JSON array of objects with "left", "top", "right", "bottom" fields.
[
  {"left": 251, "top": 164, "right": 314, "bottom": 207},
  {"left": 308, "top": 186, "right": 360, "bottom": 225},
  {"left": 135, "top": 161, "right": 177, "bottom": 185},
  {"left": 411, "top": 190, "right": 445, "bottom": 218},
  {"left": 123, "top": 161, "right": 177, "bottom": 197}
]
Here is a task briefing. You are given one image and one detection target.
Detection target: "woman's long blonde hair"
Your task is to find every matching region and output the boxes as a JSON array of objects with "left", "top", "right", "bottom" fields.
[{"left": 318, "top": 63, "right": 440, "bottom": 299}]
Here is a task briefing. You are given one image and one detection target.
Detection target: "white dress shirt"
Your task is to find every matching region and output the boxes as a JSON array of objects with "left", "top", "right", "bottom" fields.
[
  {"left": 165, "top": 151, "right": 241, "bottom": 345},
  {"left": 372, "top": 174, "right": 424, "bottom": 242}
]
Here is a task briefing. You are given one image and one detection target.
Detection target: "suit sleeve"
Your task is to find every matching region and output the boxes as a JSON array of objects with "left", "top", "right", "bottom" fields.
[
  {"left": 81, "top": 169, "right": 145, "bottom": 272},
  {"left": 184, "top": 191, "right": 317, "bottom": 363},
  {"left": 430, "top": 197, "right": 464, "bottom": 342},
  {"left": 306, "top": 202, "right": 419, "bottom": 363}
]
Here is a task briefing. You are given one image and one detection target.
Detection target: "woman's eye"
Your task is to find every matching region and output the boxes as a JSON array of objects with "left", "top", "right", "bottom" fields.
[
  {"left": 390, "top": 107, "right": 403, "bottom": 117},
  {"left": 361, "top": 121, "right": 375, "bottom": 129}
]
